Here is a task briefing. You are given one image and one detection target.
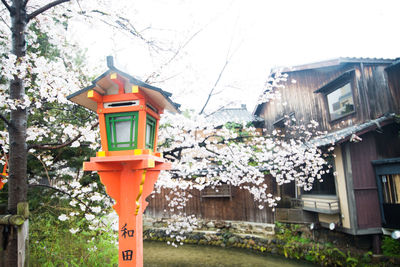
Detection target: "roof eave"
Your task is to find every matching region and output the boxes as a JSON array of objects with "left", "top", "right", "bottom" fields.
[
  {"left": 273, "top": 57, "right": 395, "bottom": 74},
  {"left": 67, "top": 57, "right": 180, "bottom": 113}
]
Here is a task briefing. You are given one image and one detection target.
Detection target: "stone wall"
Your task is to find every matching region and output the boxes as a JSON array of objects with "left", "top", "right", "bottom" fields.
[{"left": 143, "top": 215, "right": 275, "bottom": 239}]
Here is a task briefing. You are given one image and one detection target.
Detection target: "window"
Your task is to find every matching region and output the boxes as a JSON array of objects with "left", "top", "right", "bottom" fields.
[
  {"left": 303, "top": 170, "right": 337, "bottom": 195},
  {"left": 326, "top": 82, "right": 355, "bottom": 120},
  {"left": 373, "top": 159, "right": 400, "bottom": 228},
  {"left": 106, "top": 112, "right": 138, "bottom": 151},
  {"left": 201, "top": 184, "right": 232, "bottom": 199},
  {"left": 381, "top": 174, "right": 400, "bottom": 204},
  {"left": 315, "top": 70, "right": 356, "bottom": 122},
  {"left": 303, "top": 156, "right": 336, "bottom": 196},
  {"left": 145, "top": 115, "right": 156, "bottom": 150}
]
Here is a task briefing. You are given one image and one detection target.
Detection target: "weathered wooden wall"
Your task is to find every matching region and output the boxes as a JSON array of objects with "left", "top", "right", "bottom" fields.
[
  {"left": 258, "top": 62, "right": 396, "bottom": 132},
  {"left": 145, "top": 179, "right": 275, "bottom": 223},
  {"left": 386, "top": 63, "right": 400, "bottom": 113},
  {"left": 363, "top": 65, "right": 393, "bottom": 118},
  {"left": 375, "top": 123, "right": 400, "bottom": 159}
]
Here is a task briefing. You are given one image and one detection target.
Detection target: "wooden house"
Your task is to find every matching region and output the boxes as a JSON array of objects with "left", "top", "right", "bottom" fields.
[{"left": 254, "top": 57, "right": 400, "bottom": 251}]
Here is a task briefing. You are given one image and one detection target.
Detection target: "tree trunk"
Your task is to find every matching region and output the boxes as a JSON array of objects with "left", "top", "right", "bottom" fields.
[{"left": 7, "top": 1, "right": 28, "bottom": 266}]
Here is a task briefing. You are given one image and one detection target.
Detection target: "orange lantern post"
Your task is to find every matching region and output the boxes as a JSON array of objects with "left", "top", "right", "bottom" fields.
[
  {"left": 0, "top": 157, "right": 7, "bottom": 190},
  {"left": 68, "top": 57, "right": 179, "bottom": 266}
]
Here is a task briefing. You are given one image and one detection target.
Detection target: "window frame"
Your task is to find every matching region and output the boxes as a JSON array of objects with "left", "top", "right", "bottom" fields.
[
  {"left": 145, "top": 115, "right": 157, "bottom": 150},
  {"left": 302, "top": 153, "right": 337, "bottom": 196},
  {"left": 315, "top": 70, "right": 357, "bottom": 123},
  {"left": 105, "top": 111, "right": 138, "bottom": 151}
]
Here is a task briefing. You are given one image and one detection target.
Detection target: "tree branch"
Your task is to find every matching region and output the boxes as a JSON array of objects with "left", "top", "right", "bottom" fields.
[
  {"left": 27, "top": 0, "right": 70, "bottom": 21},
  {"left": 28, "top": 183, "right": 107, "bottom": 227},
  {"left": 199, "top": 59, "right": 230, "bottom": 115},
  {"left": 28, "top": 122, "right": 98, "bottom": 150},
  {"left": 29, "top": 183, "right": 86, "bottom": 207},
  {"left": 199, "top": 26, "right": 244, "bottom": 115},
  {"left": 0, "top": 0, "right": 11, "bottom": 13},
  {"left": 0, "top": 113, "right": 12, "bottom": 128},
  {"left": 162, "top": 133, "right": 257, "bottom": 161},
  {"left": 145, "top": 27, "right": 204, "bottom": 83},
  {"left": 29, "top": 153, "right": 51, "bottom": 185}
]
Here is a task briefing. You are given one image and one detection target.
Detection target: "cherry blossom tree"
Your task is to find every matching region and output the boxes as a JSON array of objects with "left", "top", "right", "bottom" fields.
[
  {"left": 0, "top": 0, "right": 134, "bottom": 264},
  {"left": 0, "top": 0, "right": 335, "bottom": 262},
  {"left": 148, "top": 104, "right": 333, "bottom": 245}
]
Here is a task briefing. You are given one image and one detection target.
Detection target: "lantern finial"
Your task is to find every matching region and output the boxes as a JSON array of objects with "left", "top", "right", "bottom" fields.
[{"left": 107, "top": 55, "right": 114, "bottom": 68}]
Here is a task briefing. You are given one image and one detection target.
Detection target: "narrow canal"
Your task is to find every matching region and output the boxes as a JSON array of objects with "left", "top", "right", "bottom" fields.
[{"left": 144, "top": 241, "right": 314, "bottom": 267}]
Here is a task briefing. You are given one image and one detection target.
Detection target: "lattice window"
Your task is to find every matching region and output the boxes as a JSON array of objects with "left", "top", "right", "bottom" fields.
[{"left": 106, "top": 112, "right": 138, "bottom": 151}]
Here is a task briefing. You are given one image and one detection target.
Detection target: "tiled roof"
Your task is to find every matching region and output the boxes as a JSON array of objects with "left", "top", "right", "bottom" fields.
[
  {"left": 310, "top": 114, "right": 395, "bottom": 147},
  {"left": 207, "top": 105, "right": 257, "bottom": 124},
  {"left": 273, "top": 57, "right": 395, "bottom": 73},
  {"left": 386, "top": 58, "right": 400, "bottom": 70}
]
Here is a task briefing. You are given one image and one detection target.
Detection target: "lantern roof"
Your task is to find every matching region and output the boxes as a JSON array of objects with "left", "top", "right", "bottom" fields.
[{"left": 67, "top": 56, "right": 180, "bottom": 113}]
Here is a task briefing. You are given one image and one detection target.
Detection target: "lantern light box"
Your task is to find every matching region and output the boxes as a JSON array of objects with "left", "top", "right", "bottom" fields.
[
  {"left": 67, "top": 56, "right": 179, "bottom": 267},
  {"left": 68, "top": 56, "right": 179, "bottom": 157}
]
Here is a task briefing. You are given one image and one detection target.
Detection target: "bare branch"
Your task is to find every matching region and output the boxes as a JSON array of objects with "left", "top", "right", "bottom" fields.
[
  {"left": 1, "top": 0, "right": 11, "bottom": 13},
  {"left": 205, "top": 101, "right": 235, "bottom": 117},
  {"left": 84, "top": 10, "right": 163, "bottom": 53},
  {"left": 145, "top": 27, "right": 204, "bottom": 83},
  {"left": 27, "top": 0, "right": 70, "bottom": 21},
  {"left": 0, "top": 113, "right": 12, "bottom": 128},
  {"left": 30, "top": 153, "right": 51, "bottom": 185},
  {"left": 198, "top": 59, "right": 230, "bottom": 115},
  {"left": 198, "top": 21, "right": 244, "bottom": 115},
  {"left": 28, "top": 122, "right": 98, "bottom": 150},
  {"left": 0, "top": 14, "right": 11, "bottom": 29}
]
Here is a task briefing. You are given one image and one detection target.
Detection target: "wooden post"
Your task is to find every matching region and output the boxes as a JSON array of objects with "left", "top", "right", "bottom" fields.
[
  {"left": 17, "top": 202, "right": 28, "bottom": 267},
  {"left": 84, "top": 154, "right": 170, "bottom": 267},
  {"left": 372, "top": 234, "right": 381, "bottom": 254},
  {"left": 118, "top": 168, "right": 144, "bottom": 266}
]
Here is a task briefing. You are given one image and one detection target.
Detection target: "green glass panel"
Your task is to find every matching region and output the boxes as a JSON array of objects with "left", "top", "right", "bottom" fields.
[
  {"left": 105, "top": 112, "right": 138, "bottom": 151},
  {"left": 145, "top": 115, "right": 156, "bottom": 150}
]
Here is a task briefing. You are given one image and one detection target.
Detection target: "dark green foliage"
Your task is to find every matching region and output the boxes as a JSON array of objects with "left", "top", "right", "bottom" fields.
[
  {"left": 382, "top": 236, "right": 400, "bottom": 257},
  {"left": 274, "top": 222, "right": 373, "bottom": 266}
]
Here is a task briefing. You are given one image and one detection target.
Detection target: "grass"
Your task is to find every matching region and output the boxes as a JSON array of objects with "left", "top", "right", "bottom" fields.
[{"left": 143, "top": 241, "right": 314, "bottom": 267}]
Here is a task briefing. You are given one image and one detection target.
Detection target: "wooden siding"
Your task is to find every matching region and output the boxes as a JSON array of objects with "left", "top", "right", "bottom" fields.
[
  {"left": 362, "top": 64, "right": 395, "bottom": 118},
  {"left": 260, "top": 65, "right": 352, "bottom": 132},
  {"left": 386, "top": 64, "right": 400, "bottom": 113},
  {"left": 350, "top": 132, "right": 381, "bottom": 229},
  {"left": 375, "top": 124, "right": 400, "bottom": 159},
  {"left": 145, "top": 182, "right": 274, "bottom": 223},
  {"left": 259, "top": 62, "right": 396, "bottom": 133}
]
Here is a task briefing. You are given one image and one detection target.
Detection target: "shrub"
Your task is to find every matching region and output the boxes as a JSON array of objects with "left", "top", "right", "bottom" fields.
[{"left": 382, "top": 236, "right": 400, "bottom": 257}]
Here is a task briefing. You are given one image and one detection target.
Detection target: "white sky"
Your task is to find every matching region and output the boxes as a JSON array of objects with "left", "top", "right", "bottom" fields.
[{"left": 68, "top": 0, "right": 400, "bottom": 114}]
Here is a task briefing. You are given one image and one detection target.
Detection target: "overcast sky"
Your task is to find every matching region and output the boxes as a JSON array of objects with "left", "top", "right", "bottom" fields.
[{"left": 69, "top": 0, "right": 400, "bottom": 113}]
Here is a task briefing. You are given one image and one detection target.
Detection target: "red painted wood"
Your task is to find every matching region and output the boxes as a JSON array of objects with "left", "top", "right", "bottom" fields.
[{"left": 83, "top": 155, "right": 169, "bottom": 266}]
